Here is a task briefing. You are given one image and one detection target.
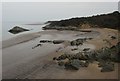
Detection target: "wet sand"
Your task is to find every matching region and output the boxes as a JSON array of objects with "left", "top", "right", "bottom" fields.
[{"left": 2, "top": 28, "right": 119, "bottom": 79}]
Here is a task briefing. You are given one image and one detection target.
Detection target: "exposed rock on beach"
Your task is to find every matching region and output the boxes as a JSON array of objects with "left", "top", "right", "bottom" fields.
[{"left": 8, "top": 26, "right": 29, "bottom": 34}]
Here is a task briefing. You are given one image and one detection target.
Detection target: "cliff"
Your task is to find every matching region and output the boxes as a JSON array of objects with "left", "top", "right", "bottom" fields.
[{"left": 43, "top": 11, "right": 120, "bottom": 30}]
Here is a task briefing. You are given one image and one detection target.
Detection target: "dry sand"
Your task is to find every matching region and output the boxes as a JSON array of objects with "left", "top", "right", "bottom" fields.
[
  {"left": 87, "top": 28, "right": 119, "bottom": 50},
  {"left": 2, "top": 28, "right": 119, "bottom": 79}
]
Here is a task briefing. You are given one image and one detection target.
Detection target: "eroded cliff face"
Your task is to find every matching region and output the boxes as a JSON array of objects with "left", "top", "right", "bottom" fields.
[{"left": 44, "top": 11, "right": 120, "bottom": 30}]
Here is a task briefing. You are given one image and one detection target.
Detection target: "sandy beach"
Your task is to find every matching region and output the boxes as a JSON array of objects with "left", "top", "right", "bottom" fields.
[{"left": 2, "top": 28, "right": 119, "bottom": 79}]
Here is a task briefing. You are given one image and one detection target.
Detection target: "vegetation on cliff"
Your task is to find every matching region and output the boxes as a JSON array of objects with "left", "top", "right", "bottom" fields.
[{"left": 43, "top": 11, "right": 120, "bottom": 30}]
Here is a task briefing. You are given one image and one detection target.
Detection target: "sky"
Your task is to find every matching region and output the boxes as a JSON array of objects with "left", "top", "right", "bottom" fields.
[{"left": 2, "top": 2, "right": 118, "bottom": 22}]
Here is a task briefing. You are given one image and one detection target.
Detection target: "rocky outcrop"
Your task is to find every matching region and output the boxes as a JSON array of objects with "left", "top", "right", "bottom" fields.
[
  {"left": 8, "top": 26, "right": 29, "bottom": 34},
  {"left": 100, "top": 62, "right": 114, "bottom": 72},
  {"left": 64, "top": 59, "right": 81, "bottom": 70},
  {"left": 53, "top": 42, "right": 120, "bottom": 71}
]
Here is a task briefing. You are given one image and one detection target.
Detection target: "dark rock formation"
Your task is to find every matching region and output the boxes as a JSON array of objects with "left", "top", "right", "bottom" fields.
[
  {"left": 58, "top": 61, "right": 65, "bottom": 66},
  {"left": 71, "top": 48, "right": 78, "bottom": 51},
  {"left": 111, "top": 36, "right": 116, "bottom": 39},
  {"left": 53, "top": 42, "right": 120, "bottom": 72},
  {"left": 64, "top": 59, "right": 89, "bottom": 70},
  {"left": 70, "top": 39, "right": 84, "bottom": 46},
  {"left": 83, "top": 48, "right": 90, "bottom": 52},
  {"left": 53, "top": 40, "right": 64, "bottom": 44},
  {"left": 8, "top": 26, "right": 29, "bottom": 34},
  {"left": 32, "top": 44, "right": 42, "bottom": 49},
  {"left": 40, "top": 40, "right": 52, "bottom": 43},
  {"left": 65, "top": 59, "right": 81, "bottom": 70},
  {"left": 101, "top": 62, "right": 114, "bottom": 72}
]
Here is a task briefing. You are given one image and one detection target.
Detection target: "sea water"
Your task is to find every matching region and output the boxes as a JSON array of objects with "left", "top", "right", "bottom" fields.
[{"left": 2, "top": 21, "right": 46, "bottom": 41}]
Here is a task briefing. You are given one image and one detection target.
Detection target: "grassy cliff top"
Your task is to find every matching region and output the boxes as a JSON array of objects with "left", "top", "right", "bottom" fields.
[{"left": 45, "top": 11, "right": 120, "bottom": 30}]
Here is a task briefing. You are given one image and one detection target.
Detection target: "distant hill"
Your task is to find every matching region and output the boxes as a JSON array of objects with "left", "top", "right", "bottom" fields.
[{"left": 44, "top": 11, "right": 120, "bottom": 30}]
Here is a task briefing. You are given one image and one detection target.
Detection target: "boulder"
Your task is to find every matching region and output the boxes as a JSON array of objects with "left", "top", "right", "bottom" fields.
[
  {"left": 53, "top": 57, "right": 57, "bottom": 60},
  {"left": 70, "top": 39, "right": 83, "bottom": 46},
  {"left": 98, "top": 59, "right": 106, "bottom": 67},
  {"left": 79, "top": 60, "right": 89, "bottom": 67},
  {"left": 53, "top": 40, "right": 64, "bottom": 44},
  {"left": 111, "top": 36, "right": 116, "bottom": 39},
  {"left": 83, "top": 48, "right": 90, "bottom": 52},
  {"left": 58, "top": 61, "right": 65, "bottom": 66},
  {"left": 8, "top": 26, "right": 29, "bottom": 34},
  {"left": 65, "top": 59, "right": 80, "bottom": 70},
  {"left": 101, "top": 62, "right": 114, "bottom": 72}
]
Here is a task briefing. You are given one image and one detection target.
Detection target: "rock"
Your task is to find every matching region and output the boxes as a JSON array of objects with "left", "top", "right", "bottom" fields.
[
  {"left": 8, "top": 26, "right": 29, "bottom": 34},
  {"left": 56, "top": 54, "right": 68, "bottom": 60},
  {"left": 53, "top": 57, "right": 57, "bottom": 60},
  {"left": 67, "top": 54, "right": 74, "bottom": 60},
  {"left": 76, "top": 52, "right": 89, "bottom": 60},
  {"left": 65, "top": 59, "right": 80, "bottom": 70},
  {"left": 111, "top": 36, "right": 116, "bottom": 39},
  {"left": 70, "top": 39, "right": 83, "bottom": 46},
  {"left": 71, "top": 48, "right": 78, "bottom": 51},
  {"left": 96, "top": 48, "right": 111, "bottom": 60},
  {"left": 101, "top": 62, "right": 114, "bottom": 72},
  {"left": 40, "top": 40, "right": 52, "bottom": 43},
  {"left": 58, "top": 61, "right": 65, "bottom": 66},
  {"left": 83, "top": 48, "right": 90, "bottom": 51},
  {"left": 98, "top": 59, "right": 106, "bottom": 67},
  {"left": 32, "top": 44, "right": 42, "bottom": 49},
  {"left": 79, "top": 60, "right": 89, "bottom": 67},
  {"left": 53, "top": 40, "right": 64, "bottom": 44}
]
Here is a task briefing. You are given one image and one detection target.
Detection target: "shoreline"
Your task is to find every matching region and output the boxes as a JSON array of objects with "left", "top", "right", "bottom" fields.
[
  {"left": 2, "top": 29, "right": 100, "bottom": 49},
  {"left": 2, "top": 32, "right": 41, "bottom": 49}
]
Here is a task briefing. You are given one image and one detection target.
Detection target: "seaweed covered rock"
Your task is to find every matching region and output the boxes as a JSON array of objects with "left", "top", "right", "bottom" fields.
[
  {"left": 64, "top": 59, "right": 81, "bottom": 70},
  {"left": 96, "top": 47, "right": 111, "bottom": 60},
  {"left": 101, "top": 62, "right": 114, "bottom": 72},
  {"left": 110, "top": 42, "right": 120, "bottom": 62},
  {"left": 8, "top": 26, "right": 29, "bottom": 34},
  {"left": 64, "top": 59, "right": 89, "bottom": 70},
  {"left": 80, "top": 60, "right": 89, "bottom": 67}
]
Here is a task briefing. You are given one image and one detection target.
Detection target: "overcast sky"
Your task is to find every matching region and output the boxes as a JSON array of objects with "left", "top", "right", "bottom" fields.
[{"left": 2, "top": 2, "right": 118, "bottom": 22}]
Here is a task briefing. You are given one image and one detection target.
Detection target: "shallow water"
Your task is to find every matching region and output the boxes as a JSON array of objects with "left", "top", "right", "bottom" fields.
[{"left": 2, "top": 21, "right": 45, "bottom": 40}]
